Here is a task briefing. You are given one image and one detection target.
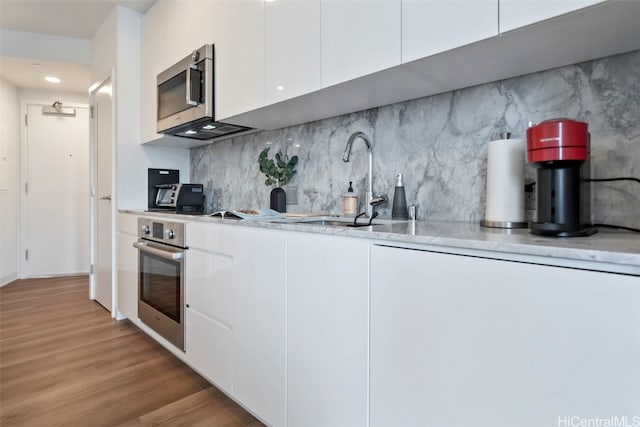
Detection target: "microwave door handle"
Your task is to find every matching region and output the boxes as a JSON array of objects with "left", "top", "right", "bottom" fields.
[
  {"left": 186, "top": 64, "right": 201, "bottom": 106},
  {"left": 133, "top": 241, "right": 184, "bottom": 260}
]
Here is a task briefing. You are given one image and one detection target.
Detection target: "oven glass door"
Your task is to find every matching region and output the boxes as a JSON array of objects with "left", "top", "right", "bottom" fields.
[
  {"left": 139, "top": 244, "right": 183, "bottom": 322},
  {"left": 136, "top": 239, "right": 185, "bottom": 350}
]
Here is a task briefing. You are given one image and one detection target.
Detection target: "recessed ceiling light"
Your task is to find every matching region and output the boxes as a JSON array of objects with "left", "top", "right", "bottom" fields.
[
  {"left": 45, "top": 76, "right": 61, "bottom": 83},
  {"left": 184, "top": 130, "right": 197, "bottom": 135},
  {"left": 276, "top": 85, "right": 284, "bottom": 91},
  {"left": 202, "top": 124, "right": 217, "bottom": 130}
]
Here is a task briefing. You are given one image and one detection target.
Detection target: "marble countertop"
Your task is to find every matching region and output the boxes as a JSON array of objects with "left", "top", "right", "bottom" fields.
[{"left": 122, "top": 210, "right": 640, "bottom": 274}]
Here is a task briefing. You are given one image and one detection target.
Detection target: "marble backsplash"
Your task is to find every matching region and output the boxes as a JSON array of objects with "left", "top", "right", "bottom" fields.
[{"left": 191, "top": 50, "right": 639, "bottom": 227}]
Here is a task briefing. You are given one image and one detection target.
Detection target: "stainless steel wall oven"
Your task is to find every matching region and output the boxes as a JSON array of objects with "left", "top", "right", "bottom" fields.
[{"left": 134, "top": 218, "right": 186, "bottom": 351}]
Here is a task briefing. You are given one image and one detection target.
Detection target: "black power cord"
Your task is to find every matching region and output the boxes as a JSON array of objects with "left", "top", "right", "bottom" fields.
[
  {"left": 585, "top": 177, "right": 640, "bottom": 184},
  {"left": 592, "top": 223, "right": 640, "bottom": 233},
  {"left": 587, "top": 177, "right": 640, "bottom": 233}
]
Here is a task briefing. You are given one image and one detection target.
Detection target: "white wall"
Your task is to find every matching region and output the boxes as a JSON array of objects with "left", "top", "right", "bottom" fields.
[
  {"left": 0, "top": 29, "right": 91, "bottom": 64},
  {"left": 0, "top": 77, "right": 20, "bottom": 285},
  {"left": 18, "top": 88, "right": 88, "bottom": 105},
  {"left": 91, "top": 6, "right": 189, "bottom": 211}
]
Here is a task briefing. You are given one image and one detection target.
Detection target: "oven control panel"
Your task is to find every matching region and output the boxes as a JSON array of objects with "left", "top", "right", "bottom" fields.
[{"left": 138, "top": 217, "right": 186, "bottom": 248}]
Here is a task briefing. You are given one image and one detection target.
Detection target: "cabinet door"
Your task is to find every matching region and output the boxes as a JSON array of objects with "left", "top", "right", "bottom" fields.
[
  {"left": 287, "top": 233, "right": 369, "bottom": 427},
  {"left": 186, "top": 249, "right": 232, "bottom": 326},
  {"left": 159, "top": 1, "right": 205, "bottom": 69},
  {"left": 321, "top": 0, "right": 401, "bottom": 88},
  {"left": 116, "top": 231, "right": 138, "bottom": 320},
  {"left": 402, "top": 0, "right": 498, "bottom": 63},
  {"left": 265, "top": 0, "right": 321, "bottom": 105},
  {"left": 229, "top": 226, "right": 286, "bottom": 427},
  {"left": 116, "top": 213, "right": 139, "bottom": 320},
  {"left": 370, "top": 245, "right": 640, "bottom": 427},
  {"left": 213, "top": 1, "right": 265, "bottom": 120},
  {"left": 185, "top": 308, "right": 232, "bottom": 393},
  {"left": 499, "top": 0, "right": 606, "bottom": 33},
  {"left": 140, "top": 2, "right": 164, "bottom": 143},
  {"left": 184, "top": 224, "right": 234, "bottom": 393}
]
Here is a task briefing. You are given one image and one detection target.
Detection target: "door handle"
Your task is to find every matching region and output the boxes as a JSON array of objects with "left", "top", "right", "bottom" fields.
[
  {"left": 100, "top": 195, "right": 112, "bottom": 201},
  {"left": 133, "top": 241, "right": 184, "bottom": 260},
  {"left": 186, "top": 64, "right": 201, "bottom": 106}
]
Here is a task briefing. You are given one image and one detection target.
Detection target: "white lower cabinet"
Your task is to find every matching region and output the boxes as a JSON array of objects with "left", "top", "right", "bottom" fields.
[
  {"left": 116, "top": 213, "right": 138, "bottom": 320},
  {"left": 370, "top": 244, "right": 640, "bottom": 427},
  {"left": 178, "top": 219, "right": 639, "bottom": 427},
  {"left": 185, "top": 308, "right": 233, "bottom": 393},
  {"left": 228, "top": 226, "right": 286, "bottom": 427},
  {"left": 185, "top": 245, "right": 233, "bottom": 393},
  {"left": 185, "top": 222, "right": 286, "bottom": 426},
  {"left": 286, "top": 233, "right": 369, "bottom": 427}
]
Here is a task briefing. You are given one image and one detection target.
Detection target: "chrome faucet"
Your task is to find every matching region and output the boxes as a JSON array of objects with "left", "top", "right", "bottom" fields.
[{"left": 343, "top": 131, "right": 388, "bottom": 218}]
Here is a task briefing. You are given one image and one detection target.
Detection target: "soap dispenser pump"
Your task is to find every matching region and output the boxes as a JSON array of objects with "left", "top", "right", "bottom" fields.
[{"left": 392, "top": 173, "right": 409, "bottom": 220}]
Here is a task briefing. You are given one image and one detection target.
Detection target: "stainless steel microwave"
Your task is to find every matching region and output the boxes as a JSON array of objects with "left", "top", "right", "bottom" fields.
[{"left": 156, "top": 44, "right": 251, "bottom": 140}]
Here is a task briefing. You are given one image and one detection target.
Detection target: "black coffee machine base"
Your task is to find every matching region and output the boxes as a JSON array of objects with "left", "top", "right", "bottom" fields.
[{"left": 530, "top": 222, "right": 597, "bottom": 237}]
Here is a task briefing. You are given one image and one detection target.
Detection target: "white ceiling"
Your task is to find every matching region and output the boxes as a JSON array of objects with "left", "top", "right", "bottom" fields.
[
  {"left": 0, "top": 0, "right": 156, "bottom": 93},
  {"left": 0, "top": 57, "right": 92, "bottom": 93},
  {"left": 0, "top": 0, "right": 156, "bottom": 38}
]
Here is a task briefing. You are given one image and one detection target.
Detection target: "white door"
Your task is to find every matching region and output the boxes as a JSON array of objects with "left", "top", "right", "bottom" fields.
[
  {"left": 91, "top": 80, "right": 113, "bottom": 312},
  {"left": 22, "top": 103, "right": 90, "bottom": 277}
]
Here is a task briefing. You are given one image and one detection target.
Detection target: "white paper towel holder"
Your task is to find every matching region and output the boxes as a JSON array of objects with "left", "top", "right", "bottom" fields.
[{"left": 480, "top": 132, "right": 528, "bottom": 229}]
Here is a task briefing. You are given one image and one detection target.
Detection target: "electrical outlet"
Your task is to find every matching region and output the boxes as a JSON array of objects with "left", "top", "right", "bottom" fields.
[
  {"left": 524, "top": 182, "right": 536, "bottom": 222},
  {"left": 286, "top": 185, "right": 298, "bottom": 205}
]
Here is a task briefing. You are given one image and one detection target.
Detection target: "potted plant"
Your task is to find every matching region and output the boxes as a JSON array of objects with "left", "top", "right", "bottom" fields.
[{"left": 258, "top": 148, "right": 298, "bottom": 212}]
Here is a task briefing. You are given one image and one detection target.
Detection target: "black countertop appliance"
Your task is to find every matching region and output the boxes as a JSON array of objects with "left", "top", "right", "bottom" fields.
[
  {"left": 155, "top": 183, "right": 205, "bottom": 214},
  {"left": 148, "top": 168, "right": 180, "bottom": 209},
  {"left": 147, "top": 168, "right": 206, "bottom": 215},
  {"left": 527, "top": 118, "right": 596, "bottom": 237}
]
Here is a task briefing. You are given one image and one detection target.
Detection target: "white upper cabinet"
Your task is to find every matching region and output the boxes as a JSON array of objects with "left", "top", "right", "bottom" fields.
[
  {"left": 141, "top": 1, "right": 264, "bottom": 126},
  {"left": 140, "top": 2, "right": 164, "bottom": 143},
  {"left": 401, "top": 0, "right": 498, "bottom": 63},
  {"left": 265, "top": 0, "right": 321, "bottom": 105},
  {"left": 321, "top": 0, "right": 401, "bottom": 88},
  {"left": 159, "top": 1, "right": 214, "bottom": 69},
  {"left": 213, "top": 1, "right": 265, "bottom": 121},
  {"left": 499, "top": 0, "right": 607, "bottom": 33}
]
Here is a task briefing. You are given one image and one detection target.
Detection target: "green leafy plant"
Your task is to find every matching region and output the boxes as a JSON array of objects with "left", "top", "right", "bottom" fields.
[{"left": 258, "top": 148, "right": 299, "bottom": 187}]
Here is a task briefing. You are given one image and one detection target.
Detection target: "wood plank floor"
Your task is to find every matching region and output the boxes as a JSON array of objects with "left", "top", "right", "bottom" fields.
[{"left": 0, "top": 276, "right": 263, "bottom": 426}]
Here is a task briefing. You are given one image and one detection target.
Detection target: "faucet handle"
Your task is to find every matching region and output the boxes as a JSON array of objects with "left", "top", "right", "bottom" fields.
[{"left": 369, "top": 194, "right": 388, "bottom": 206}]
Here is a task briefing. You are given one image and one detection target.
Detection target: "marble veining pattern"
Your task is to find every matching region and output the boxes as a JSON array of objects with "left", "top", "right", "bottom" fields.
[
  {"left": 124, "top": 210, "right": 640, "bottom": 273},
  {"left": 191, "top": 51, "right": 640, "bottom": 229}
]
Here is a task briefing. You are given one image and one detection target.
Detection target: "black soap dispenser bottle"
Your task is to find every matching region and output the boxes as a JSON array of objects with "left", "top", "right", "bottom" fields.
[{"left": 392, "top": 173, "right": 409, "bottom": 220}]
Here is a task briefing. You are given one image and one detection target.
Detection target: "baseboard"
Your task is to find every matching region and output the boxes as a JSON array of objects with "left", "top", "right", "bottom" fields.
[{"left": 0, "top": 273, "right": 18, "bottom": 287}]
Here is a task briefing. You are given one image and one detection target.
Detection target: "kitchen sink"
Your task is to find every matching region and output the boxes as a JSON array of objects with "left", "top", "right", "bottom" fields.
[
  {"left": 269, "top": 214, "right": 405, "bottom": 228},
  {"left": 293, "top": 218, "right": 381, "bottom": 228}
]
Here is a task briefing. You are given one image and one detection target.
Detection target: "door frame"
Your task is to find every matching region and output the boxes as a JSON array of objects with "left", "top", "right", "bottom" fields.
[
  {"left": 89, "top": 73, "right": 117, "bottom": 314},
  {"left": 18, "top": 98, "right": 90, "bottom": 279}
]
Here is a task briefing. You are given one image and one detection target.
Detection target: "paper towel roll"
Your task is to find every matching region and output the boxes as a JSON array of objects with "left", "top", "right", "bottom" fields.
[{"left": 483, "top": 136, "right": 526, "bottom": 227}]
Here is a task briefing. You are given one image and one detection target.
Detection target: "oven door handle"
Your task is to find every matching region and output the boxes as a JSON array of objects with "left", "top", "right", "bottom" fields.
[{"left": 133, "top": 241, "right": 184, "bottom": 260}]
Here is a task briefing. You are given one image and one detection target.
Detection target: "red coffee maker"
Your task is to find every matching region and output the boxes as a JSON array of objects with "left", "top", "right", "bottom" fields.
[{"left": 527, "top": 118, "right": 596, "bottom": 237}]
